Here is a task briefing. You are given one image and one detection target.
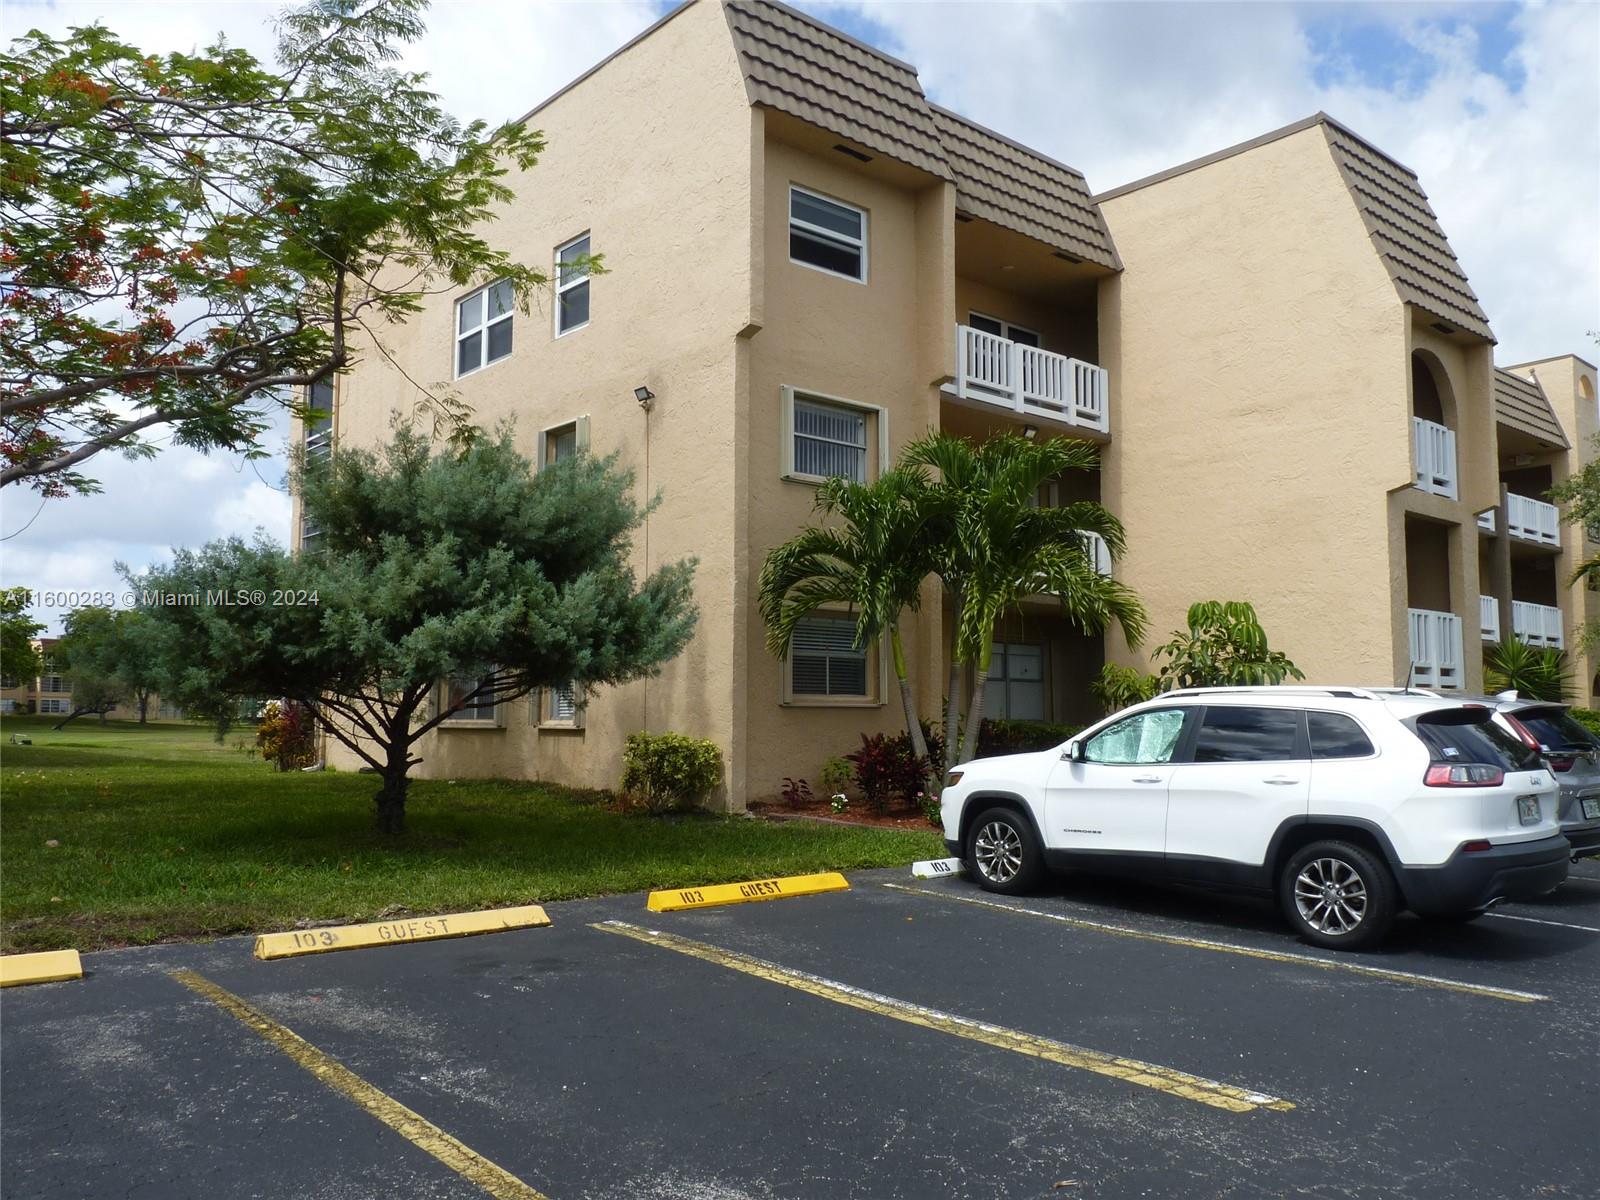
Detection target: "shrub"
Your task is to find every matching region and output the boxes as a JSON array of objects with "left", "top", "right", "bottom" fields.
[
  {"left": 846, "top": 732, "right": 931, "bottom": 813},
  {"left": 819, "top": 756, "right": 856, "bottom": 798},
  {"left": 620, "top": 732, "right": 723, "bottom": 814},
  {"left": 1091, "top": 663, "right": 1159, "bottom": 715},
  {"left": 256, "top": 699, "right": 317, "bottom": 771},
  {"left": 916, "top": 789, "right": 941, "bottom": 827},
  {"left": 1484, "top": 639, "right": 1574, "bottom": 702},
  {"left": 780, "top": 777, "right": 813, "bottom": 809},
  {"left": 976, "top": 718, "right": 1083, "bottom": 757},
  {"left": 1570, "top": 707, "right": 1600, "bottom": 739},
  {"left": 1153, "top": 600, "right": 1304, "bottom": 690}
]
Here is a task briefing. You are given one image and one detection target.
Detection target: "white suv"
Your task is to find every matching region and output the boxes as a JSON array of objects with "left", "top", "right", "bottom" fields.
[{"left": 938, "top": 687, "right": 1571, "bottom": 949}]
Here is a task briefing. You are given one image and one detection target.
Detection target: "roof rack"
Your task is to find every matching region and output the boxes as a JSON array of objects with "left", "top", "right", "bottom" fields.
[{"left": 1160, "top": 685, "right": 1392, "bottom": 701}]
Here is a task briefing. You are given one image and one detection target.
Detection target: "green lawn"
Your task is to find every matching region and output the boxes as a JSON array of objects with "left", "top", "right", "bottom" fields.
[{"left": 0, "top": 715, "right": 942, "bottom": 952}]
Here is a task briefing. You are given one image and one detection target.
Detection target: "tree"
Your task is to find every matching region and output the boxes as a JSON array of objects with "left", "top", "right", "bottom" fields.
[
  {"left": 903, "top": 433, "right": 1147, "bottom": 770},
  {"left": 52, "top": 603, "right": 165, "bottom": 721},
  {"left": 759, "top": 468, "right": 948, "bottom": 777},
  {"left": 51, "top": 605, "right": 125, "bottom": 726},
  {"left": 1483, "top": 638, "right": 1573, "bottom": 703},
  {"left": 129, "top": 425, "right": 698, "bottom": 832},
  {"left": 1, "top": 587, "right": 44, "bottom": 686},
  {"left": 2, "top": 0, "right": 567, "bottom": 495},
  {"left": 1152, "top": 600, "right": 1304, "bottom": 691}
]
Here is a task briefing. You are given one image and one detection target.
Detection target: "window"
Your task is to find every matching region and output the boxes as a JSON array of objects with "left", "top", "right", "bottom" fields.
[
  {"left": 790, "top": 616, "right": 868, "bottom": 699},
  {"left": 555, "top": 234, "right": 591, "bottom": 335},
  {"left": 456, "top": 279, "right": 514, "bottom": 376},
  {"left": 781, "top": 388, "right": 881, "bottom": 484},
  {"left": 537, "top": 416, "right": 588, "bottom": 470},
  {"left": 40, "top": 675, "right": 65, "bottom": 694},
  {"left": 38, "top": 698, "right": 69, "bottom": 714},
  {"left": 441, "top": 674, "right": 499, "bottom": 725},
  {"left": 1083, "top": 709, "right": 1187, "bottom": 765},
  {"left": 983, "top": 643, "right": 1044, "bottom": 720},
  {"left": 1308, "top": 712, "right": 1375, "bottom": 759},
  {"left": 968, "top": 311, "right": 1040, "bottom": 347},
  {"left": 1414, "top": 710, "right": 1539, "bottom": 770},
  {"left": 1192, "top": 706, "right": 1302, "bottom": 763},
  {"left": 789, "top": 186, "right": 866, "bottom": 281},
  {"left": 537, "top": 684, "right": 581, "bottom": 728},
  {"left": 1508, "top": 707, "right": 1600, "bottom": 753},
  {"left": 300, "top": 378, "right": 334, "bottom": 549}
]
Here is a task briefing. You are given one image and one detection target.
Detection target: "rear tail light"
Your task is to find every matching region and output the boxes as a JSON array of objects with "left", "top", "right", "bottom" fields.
[
  {"left": 1424, "top": 763, "right": 1505, "bottom": 787},
  {"left": 1461, "top": 839, "right": 1493, "bottom": 853},
  {"left": 1549, "top": 755, "right": 1576, "bottom": 773}
]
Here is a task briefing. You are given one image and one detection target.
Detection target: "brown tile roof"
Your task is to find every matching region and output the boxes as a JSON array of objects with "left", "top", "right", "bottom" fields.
[
  {"left": 929, "top": 105, "right": 1120, "bottom": 270},
  {"left": 1320, "top": 120, "right": 1494, "bottom": 342},
  {"left": 723, "top": 0, "right": 952, "bottom": 181},
  {"left": 1494, "top": 367, "right": 1569, "bottom": 449}
]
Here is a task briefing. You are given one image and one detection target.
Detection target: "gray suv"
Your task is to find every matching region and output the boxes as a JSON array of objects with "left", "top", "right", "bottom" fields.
[{"left": 1484, "top": 698, "right": 1600, "bottom": 860}]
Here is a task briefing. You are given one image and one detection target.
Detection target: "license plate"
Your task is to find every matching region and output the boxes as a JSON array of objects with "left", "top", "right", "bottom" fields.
[
  {"left": 1583, "top": 797, "right": 1600, "bottom": 821},
  {"left": 1517, "top": 795, "right": 1541, "bottom": 825}
]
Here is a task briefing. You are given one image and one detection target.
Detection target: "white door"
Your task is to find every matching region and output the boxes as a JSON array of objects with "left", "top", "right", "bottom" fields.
[
  {"left": 1166, "top": 705, "right": 1309, "bottom": 867},
  {"left": 1044, "top": 707, "right": 1191, "bottom": 854}
]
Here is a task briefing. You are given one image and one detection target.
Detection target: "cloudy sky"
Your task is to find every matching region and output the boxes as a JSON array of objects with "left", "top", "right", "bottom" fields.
[{"left": 3, "top": 0, "right": 1597, "bottom": 632}]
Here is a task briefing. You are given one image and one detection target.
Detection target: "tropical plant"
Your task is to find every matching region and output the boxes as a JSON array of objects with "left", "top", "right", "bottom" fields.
[
  {"left": 1091, "top": 662, "right": 1159, "bottom": 715},
  {"left": 780, "top": 777, "right": 814, "bottom": 809},
  {"left": 902, "top": 432, "right": 1147, "bottom": 770},
  {"left": 1, "top": 0, "right": 576, "bottom": 495},
  {"left": 1153, "top": 600, "right": 1304, "bottom": 691},
  {"left": 1483, "top": 639, "right": 1574, "bottom": 702},
  {"left": 759, "top": 467, "right": 948, "bottom": 780},
  {"left": 257, "top": 699, "right": 318, "bottom": 771},
  {"left": 846, "top": 732, "right": 931, "bottom": 814},
  {"left": 127, "top": 425, "right": 698, "bottom": 832},
  {"left": 621, "top": 732, "right": 723, "bottom": 815}
]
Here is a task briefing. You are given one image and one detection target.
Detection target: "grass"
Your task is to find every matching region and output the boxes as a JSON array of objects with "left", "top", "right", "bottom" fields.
[{"left": 0, "top": 715, "right": 943, "bottom": 952}]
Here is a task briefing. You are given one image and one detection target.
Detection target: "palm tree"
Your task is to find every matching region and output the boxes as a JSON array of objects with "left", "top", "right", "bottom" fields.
[
  {"left": 903, "top": 431, "right": 1148, "bottom": 770},
  {"left": 758, "top": 467, "right": 949, "bottom": 769}
]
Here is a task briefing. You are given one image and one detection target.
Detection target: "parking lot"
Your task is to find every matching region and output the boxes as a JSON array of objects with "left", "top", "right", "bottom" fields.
[{"left": 3, "top": 859, "right": 1597, "bottom": 1200}]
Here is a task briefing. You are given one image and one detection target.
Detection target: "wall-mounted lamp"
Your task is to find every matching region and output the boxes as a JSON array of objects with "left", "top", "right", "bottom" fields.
[
  {"left": 634, "top": 385, "right": 655, "bottom": 412},
  {"left": 1022, "top": 424, "right": 1039, "bottom": 440}
]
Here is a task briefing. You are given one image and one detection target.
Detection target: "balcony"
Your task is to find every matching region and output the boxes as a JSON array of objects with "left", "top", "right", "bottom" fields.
[
  {"left": 1079, "top": 530, "right": 1112, "bottom": 577},
  {"left": 1408, "top": 608, "right": 1463, "bottom": 689},
  {"left": 1505, "top": 493, "right": 1560, "bottom": 548},
  {"left": 1479, "top": 595, "right": 1500, "bottom": 642},
  {"left": 954, "top": 324, "right": 1109, "bottom": 434},
  {"left": 1412, "top": 418, "right": 1457, "bottom": 500},
  {"left": 1511, "top": 601, "right": 1564, "bottom": 649}
]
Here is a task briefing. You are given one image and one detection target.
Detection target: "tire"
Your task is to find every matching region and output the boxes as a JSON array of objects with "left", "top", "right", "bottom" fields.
[
  {"left": 1278, "top": 840, "right": 1397, "bottom": 950},
  {"left": 1424, "top": 909, "right": 1487, "bottom": 924},
  {"left": 965, "top": 806, "right": 1045, "bottom": 895}
]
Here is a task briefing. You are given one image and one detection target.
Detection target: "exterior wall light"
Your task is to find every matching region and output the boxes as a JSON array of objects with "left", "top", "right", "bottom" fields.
[
  {"left": 1022, "top": 424, "right": 1039, "bottom": 440},
  {"left": 634, "top": 386, "right": 655, "bottom": 411}
]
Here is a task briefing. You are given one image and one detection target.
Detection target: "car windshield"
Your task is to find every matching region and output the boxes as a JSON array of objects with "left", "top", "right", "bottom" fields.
[
  {"left": 1414, "top": 708, "right": 1542, "bottom": 771},
  {"left": 1513, "top": 708, "right": 1600, "bottom": 754}
]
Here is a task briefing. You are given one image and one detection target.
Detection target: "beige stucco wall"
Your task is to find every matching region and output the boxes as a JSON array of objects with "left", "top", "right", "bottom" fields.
[
  {"left": 1097, "top": 123, "right": 1417, "bottom": 687},
  {"left": 318, "top": 0, "right": 757, "bottom": 802}
]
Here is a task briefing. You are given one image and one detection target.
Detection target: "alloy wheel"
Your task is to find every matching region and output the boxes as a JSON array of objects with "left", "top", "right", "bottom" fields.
[
  {"left": 1293, "top": 856, "right": 1368, "bottom": 935},
  {"left": 973, "top": 820, "right": 1023, "bottom": 884}
]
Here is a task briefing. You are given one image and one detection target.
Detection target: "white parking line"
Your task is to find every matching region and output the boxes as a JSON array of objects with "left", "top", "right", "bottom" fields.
[
  {"left": 883, "top": 884, "right": 1550, "bottom": 1004},
  {"left": 1484, "top": 911, "right": 1600, "bottom": 934}
]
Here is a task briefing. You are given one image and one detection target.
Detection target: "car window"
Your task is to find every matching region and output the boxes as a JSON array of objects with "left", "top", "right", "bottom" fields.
[
  {"left": 1414, "top": 709, "right": 1541, "bottom": 770},
  {"left": 1083, "top": 709, "right": 1187, "bottom": 765},
  {"left": 1192, "top": 706, "right": 1301, "bottom": 763},
  {"left": 1513, "top": 708, "right": 1600, "bottom": 753},
  {"left": 1308, "top": 712, "right": 1375, "bottom": 759}
]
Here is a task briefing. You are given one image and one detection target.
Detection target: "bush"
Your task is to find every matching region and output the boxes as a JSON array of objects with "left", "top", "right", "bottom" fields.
[
  {"left": 819, "top": 756, "right": 856, "bottom": 799},
  {"left": 975, "top": 718, "right": 1083, "bottom": 757},
  {"left": 256, "top": 699, "right": 317, "bottom": 771},
  {"left": 1091, "top": 663, "right": 1159, "bottom": 715},
  {"left": 1569, "top": 707, "right": 1600, "bottom": 739},
  {"left": 846, "top": 732, "right": 932, "bottom": 813},
  {"left": 1484, "top": 639, "right": 1574, "bottom": 702},
  {"left": 620, "top": 732, "right": 723, "bottom": 814}
]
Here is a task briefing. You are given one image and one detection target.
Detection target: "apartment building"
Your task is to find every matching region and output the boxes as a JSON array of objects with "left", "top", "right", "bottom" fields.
[{"left": 306, "top": 0, "right": 1596, "bottom": 808}]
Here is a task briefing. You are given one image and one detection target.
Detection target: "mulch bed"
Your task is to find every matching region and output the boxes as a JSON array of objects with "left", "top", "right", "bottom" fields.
[{"left": 747, "top": 798, "right": 938, "bottom": 832}]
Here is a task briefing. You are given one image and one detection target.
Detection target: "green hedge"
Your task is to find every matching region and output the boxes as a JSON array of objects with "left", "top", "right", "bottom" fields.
[
  {"left": 976, "top": 718, "right": 1084, "bottom": 757},
  {"left": 620, "top": 731, "right": 723, "bottom": 814},
  {"left": 1569, "top": 707, "right": 1600, "bottom": 739}
]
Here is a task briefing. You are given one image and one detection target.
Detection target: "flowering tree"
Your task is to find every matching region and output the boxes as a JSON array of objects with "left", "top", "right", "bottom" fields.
[{"left": 1, "top": 0, "right": 556, "bottom": 495}]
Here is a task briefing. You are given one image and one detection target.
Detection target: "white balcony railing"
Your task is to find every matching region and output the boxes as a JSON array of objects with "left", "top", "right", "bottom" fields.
[
  {"left": 1412, "top": 417, "right": 1457, "bottom": 499},
  {"left": 1505, "top": 493, "right": 1561, "bottom": 547},
  {"left": 1479, "top": 594, "right": 1500, "bottom": 642},
  {"left": 955, "top": 325, "right": 1109, "bottom": 433},
  {"left": 1511, "top": 601, "right": 1564, "bottom": 649},
  {"left": 1408, "top": 608, "right": 1463, "bottom": 689},
  {"left": 1476, "top": 509, "right": 1496, "bottom": 533}
]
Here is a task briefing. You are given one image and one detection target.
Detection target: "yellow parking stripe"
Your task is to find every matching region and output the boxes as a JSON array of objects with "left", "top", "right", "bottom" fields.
[
  {"left": 591, "top": 920, "right": 1291, "bottom": 1114},
  {"left": 884, "top": 884, "right": 1548, "bottom": 1004},
  {"left": 171, "top": 970, "right": 549, "bottom": 1200}
]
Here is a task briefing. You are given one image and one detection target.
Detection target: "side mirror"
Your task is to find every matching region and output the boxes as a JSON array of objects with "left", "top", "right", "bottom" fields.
[{"left": 1063, "top": 739, "right": 1085, "bottom": 763}]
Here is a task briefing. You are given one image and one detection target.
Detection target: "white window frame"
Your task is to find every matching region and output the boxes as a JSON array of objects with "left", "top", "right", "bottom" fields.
[
  {"left": 788, "top": 185, "right": 868, "bottom": 284},
  {"left": 438, "top": 673, "right": 504, "bottom": 729},
  {"left": 780, "top": 610, "right": 887, "bottom": 708},
  {"left": 536, "top": 415, "right": 591, "bottom": 470},
  {"left": 38, "top": 698, "right": 69, "bottom": 715},
  {"left": 780, "top": 386, "right": 887, "bottom": 486},
  {"left": 535, "top": 684, "right": 584, "bottom": 730},
  {"left": 454, "top": 279, "right": 514, "bottom": 379},
  {"left": 554, "top": 232, "right": 591, "bottom": 338},
  {"left": 968, "top": 310, "right": 1040, "bottom": 347}
]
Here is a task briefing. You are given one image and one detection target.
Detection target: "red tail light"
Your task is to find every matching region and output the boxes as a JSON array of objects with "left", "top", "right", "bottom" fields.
[
  {"left": 1549, "top": 755, "right": 1576, "bottom": 773},
  {"left": 1424, "top": 763, "right": 1505, "bottom": 787},
  {"left": 1461, "top": 840, "right": 1493, "bottom": 853}
]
